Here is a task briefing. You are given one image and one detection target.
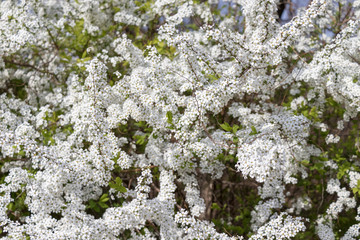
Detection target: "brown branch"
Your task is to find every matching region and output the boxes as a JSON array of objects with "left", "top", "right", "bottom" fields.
[
  {"left": 3, "top": 58, "right": 60, "bottom": 84},
  {"left": 119, "top": 165, "right": 157, "bottom": 173},
  {"left": 45, "top": 26, "right": 59, "bottom": 50}
]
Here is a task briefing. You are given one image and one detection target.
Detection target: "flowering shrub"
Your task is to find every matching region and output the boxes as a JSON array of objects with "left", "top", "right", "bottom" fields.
[{"left": 0, "top": 0, "right": 360, "bottom": 239}]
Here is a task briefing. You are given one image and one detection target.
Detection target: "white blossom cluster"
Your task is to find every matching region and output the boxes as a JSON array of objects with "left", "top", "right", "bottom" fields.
[
  {"left": 249, "top": 213, "right": 306, "bottom": 240},
  {"left": 0, "top": 0, "right": 360, "bottom": 239}
]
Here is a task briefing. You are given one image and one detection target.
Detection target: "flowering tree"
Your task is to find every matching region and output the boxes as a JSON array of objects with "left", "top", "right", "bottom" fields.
[{"left": 0, "top": 0, "right": 360, "bottom": 239}]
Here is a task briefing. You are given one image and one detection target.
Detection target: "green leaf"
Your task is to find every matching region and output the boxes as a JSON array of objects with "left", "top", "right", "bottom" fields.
[
  {"left": 310, "top": 162, "right": 325, "bottom": 174},
  {"left": 18, "top": 150, "right": 26, "bottom": 157},
  {"left": 86, "top": 200, "right": 95, "bottom": 211},
  {"left": 77, "top": 57, "right": 92, "bottom": 65},
  {"left": 81, "top": 50, "right": 87, "bottom": 59},
  {"left": 352, "top": 179, "right": 360, "bottom": 196},
  {"left": 136, "top": 135, "right": 145, "bottom": 145},
  {"left": 337, "top": 168, "right": 346, "bottom": 179},
  {"left": 7, "top": 202, "right": 14, "bottom": 211},
  {"left": 134, "top": 121, "right": 147, "bottom": 128},
  {"left": 99, "top": 194, "right": 109, "bottom": 203},
  {"left": 232, "top": 124, "right": 240, "bottom": 134},
  {"left": 211, "top": 203, "right": 221, "bottom": 210},
  {"left": 109, "top": 177, "right": 127, "bottom": 193},
  {"left": 220, "top": 122, "right": 232, "bottom": 132},
  {"left": 250, "top": 126, "right": 258, "bottom": 136},
  {"left": 337, "top": 161, "right": 351, "bottom": 179},
  {"left": 224, "top": 155, "right": 234, "bottom": 162},
  {"left": 93, "top": 205, "right": 100, "bottom": 213},
  {"left": 300, "top": 160, "right": 310, "bottom": 166},
  {"left": 166, "top": 111, "right": 173, "bottom": 125},
  {"left": 98, "top": 202, "right": 109, "bottom": 209}
]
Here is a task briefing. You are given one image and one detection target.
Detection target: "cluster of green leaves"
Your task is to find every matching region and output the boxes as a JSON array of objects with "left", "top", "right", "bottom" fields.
[
  {"left": 86, "top": 193, "right": 110, "bottom": 215},
  {"left": 7, "top": 190, "right": 29, "bottom": 220},
  {"left": 2, "top": 187, "right": 30, "bottom": 237},
  {"left": 85, "top": 178, "right": 127, "bottom": 217},
  {"left": 7, "top": 79, "right": 27, "bottom": 100},
  {"left": 109, "top": 177, "right": 127, "bottom": 193},
  {"left": 133, "top": 121, "right": 154, "bottom": 153}
]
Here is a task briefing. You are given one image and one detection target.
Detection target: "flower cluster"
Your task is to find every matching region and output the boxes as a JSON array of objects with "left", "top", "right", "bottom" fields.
[{"left": 0, "top": 0, "right": 360, "bottom": 239}]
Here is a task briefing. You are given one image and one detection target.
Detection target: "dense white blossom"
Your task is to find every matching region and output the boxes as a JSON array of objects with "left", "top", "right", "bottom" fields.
[{"left": 0, "top": 0, "right": 359, "bottom": 239}]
